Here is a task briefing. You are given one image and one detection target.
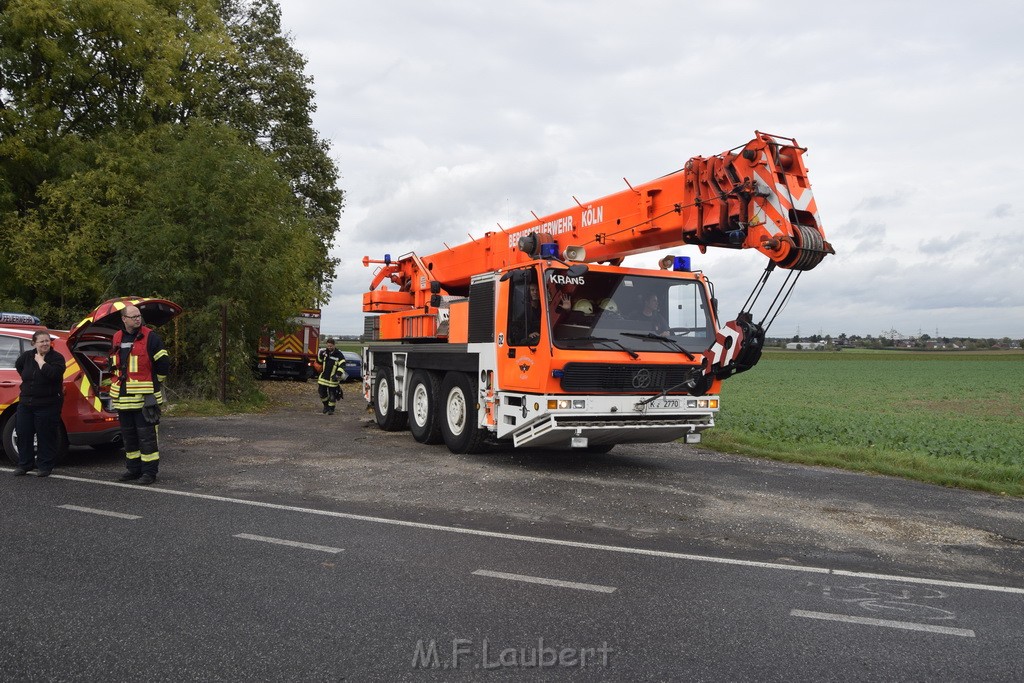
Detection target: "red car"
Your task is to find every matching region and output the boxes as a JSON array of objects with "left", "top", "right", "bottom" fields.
[{"left": 0, "top": 298, "right": 181, "bottom": 464}]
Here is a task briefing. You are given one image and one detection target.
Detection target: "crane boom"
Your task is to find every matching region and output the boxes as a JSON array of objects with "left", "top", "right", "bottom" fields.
[{"left": 364, "top": 131, "right": 832, "bottom": 311}]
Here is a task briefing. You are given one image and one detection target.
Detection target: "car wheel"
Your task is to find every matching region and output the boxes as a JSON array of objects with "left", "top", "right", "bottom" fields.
[
  {"left": 1, "top": 414, "right": 69, "bottom": 465},
  {"left": 1, "top": 415, "right": 16, "bottom": 465},
  {"left": 407, "top": 370, "right": 443, "bottom": 444},
  {"left": 372, "top": 366, "right": 407, "bottom": 431}
]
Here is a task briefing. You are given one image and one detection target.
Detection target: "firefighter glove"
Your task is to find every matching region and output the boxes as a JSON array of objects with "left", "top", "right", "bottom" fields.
[{"left": 142, "top": 394, "right": 161, "bottom": 425}]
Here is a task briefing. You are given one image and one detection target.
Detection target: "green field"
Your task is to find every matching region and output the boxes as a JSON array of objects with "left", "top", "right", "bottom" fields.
[{"left": 703, "top": 350, "right": 1024, "bottom": 496}]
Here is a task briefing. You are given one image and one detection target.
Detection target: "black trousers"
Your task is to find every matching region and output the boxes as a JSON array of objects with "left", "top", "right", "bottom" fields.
[
  {"left": 118, "top": 409, "right": 159, "bottom": 476},
  {"left": 16, "top": 401, "right": 62, "bottom": 472},
  {"left": 318, "top": 383, "right": 341, "bottom": 409}
]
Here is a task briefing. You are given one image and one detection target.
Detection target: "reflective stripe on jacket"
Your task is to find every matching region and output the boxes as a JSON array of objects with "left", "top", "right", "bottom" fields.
[{"left": 317, "top": 348, "right": 346, "bottom": 388}]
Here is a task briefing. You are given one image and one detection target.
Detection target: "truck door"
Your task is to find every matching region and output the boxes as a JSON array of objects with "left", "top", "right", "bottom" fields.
[{"left": 498, "top": 268, "right": 546, "bottom": 393}]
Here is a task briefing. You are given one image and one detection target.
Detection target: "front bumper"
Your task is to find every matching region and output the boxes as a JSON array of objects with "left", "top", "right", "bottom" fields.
[{"left": 500, "top": 393, "right": 718, "bottom": 449}]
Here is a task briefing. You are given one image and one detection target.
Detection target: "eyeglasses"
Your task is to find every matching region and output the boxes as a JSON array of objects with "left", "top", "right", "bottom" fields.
[{"left": 123, "top": 315, "right": 142, "bottom": 320}]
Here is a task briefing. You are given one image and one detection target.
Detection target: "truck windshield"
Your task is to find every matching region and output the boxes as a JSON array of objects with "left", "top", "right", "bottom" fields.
[{"left": 544, "top": 270, "right": 714, "bottom": 353}]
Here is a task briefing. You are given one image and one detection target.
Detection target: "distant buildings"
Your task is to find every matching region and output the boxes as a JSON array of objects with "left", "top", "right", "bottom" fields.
[
  {"left": 774, "top": 330, "right": 1021, "bottom": 351},
  {"left": 880, "top": 328, "right": 912, "bottom": 343}
]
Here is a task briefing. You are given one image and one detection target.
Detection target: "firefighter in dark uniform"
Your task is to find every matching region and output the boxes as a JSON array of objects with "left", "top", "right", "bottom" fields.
[
  {"left": 107, "top": 304, "right": 170, "bottom": 485},
  {"left": 317, "top": 338, "right": 346, "bottom": 414}
]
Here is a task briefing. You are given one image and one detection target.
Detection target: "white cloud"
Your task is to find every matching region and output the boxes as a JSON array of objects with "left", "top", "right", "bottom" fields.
[{"left": 280, "top": 0, "right": 1024, "bottom": 338}]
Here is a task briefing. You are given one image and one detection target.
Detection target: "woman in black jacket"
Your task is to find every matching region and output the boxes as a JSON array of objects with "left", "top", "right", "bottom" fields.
[{"left": 12, "top": 330, "right": 66, "bottom": 477}]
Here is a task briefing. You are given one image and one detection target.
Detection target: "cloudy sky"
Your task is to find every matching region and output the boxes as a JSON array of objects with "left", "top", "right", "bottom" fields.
[{"left": 276, "top": 0, "right": 1023, "bottom": 339}]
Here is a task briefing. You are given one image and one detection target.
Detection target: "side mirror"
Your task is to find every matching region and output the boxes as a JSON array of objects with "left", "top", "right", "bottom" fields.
[
  {"left": 566, "top": 264, "right": 589, "bottom": 278},
  {"left": 500, "top": 270, "right": 529, "bottom": 283}
]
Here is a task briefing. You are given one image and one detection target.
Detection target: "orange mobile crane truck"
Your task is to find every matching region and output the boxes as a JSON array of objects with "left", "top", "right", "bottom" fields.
[{"left": 361, "top": 131, "right": 833, "bottom": 454}]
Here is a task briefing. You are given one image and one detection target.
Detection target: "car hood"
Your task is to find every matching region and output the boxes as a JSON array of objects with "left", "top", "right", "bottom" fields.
[{"left": 67, "top": 296, "right": 183, "bottom": 349}]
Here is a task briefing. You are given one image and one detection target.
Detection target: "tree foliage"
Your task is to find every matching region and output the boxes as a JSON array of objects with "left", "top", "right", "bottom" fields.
[
  {"left": 212, "top": 0, "right": 342, "bottom": 294},
  {"left": 0, "top": 0, "right": 229, "bottom": 209},
  {"left": 0, "top": 0, "right": 342, "bottom": 399}
]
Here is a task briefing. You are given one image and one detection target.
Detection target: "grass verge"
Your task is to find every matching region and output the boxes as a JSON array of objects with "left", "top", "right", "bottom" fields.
[{"left": 702, "top": 432, "right": 1024, "bottom": 497}]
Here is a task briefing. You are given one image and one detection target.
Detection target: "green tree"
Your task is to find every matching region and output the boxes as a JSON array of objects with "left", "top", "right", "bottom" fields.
[
  {"left": 0, "top": 0, "right": 233, "bottom": 308},
  {"left": 0, "top": 0, "right": 342, "bottom": 398},
  {"left": 12, "top": 121, "right": 318, "bottom": 396},
  {"left": 208, "top": 0, "right": 342, "bottom": 301},
  {"left": 0, "top": 0, "right": 230, "bottom": 209}
]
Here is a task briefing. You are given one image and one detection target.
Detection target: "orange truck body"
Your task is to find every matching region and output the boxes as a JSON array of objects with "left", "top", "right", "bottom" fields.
[
  {"left": 257, "top": 309, "right": 321, "bottom": 380},
  {"left": 360, "top": 132, "right": 832, "bottom": 453}
]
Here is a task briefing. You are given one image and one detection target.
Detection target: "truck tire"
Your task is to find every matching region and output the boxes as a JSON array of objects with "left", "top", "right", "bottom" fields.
[
  {"left": 2, "top": 413, "right": 70, "bottom": 465},
  {"left": 408, "top": 370, "right": 443, "bottom": 444},
  {"left": 440, "top": 372, "right": 487, "bottom": 454},
  {"left": 373, "top": 366, "right": 407, "bottom": 431}
]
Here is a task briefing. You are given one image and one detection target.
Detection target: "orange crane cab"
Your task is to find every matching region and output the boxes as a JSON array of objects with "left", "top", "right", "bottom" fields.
[{"left": 361, "top": 132, "right": 833, "bottom": 454}]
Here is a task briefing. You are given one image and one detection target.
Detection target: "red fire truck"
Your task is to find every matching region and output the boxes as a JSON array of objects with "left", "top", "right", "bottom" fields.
[{"left": 256, "top": 309, "right": 321, "bottom": 380}]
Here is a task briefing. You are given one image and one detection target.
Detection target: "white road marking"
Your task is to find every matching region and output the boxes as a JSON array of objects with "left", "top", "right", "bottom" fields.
[
  {"left": 234, "top": 533, "right": 343, "bottom": 554},
  {"left": 34, "top": 471, "right": 1024, "bottom": 596},
  {"left": 472, "top": 569, "right": 616, "bottom": 593},
  {"left": 58, "top": 504, "right": 141, "bottom": 520},
  {"left": 790, "top": 609, "right": 976, "bottom": 637}
]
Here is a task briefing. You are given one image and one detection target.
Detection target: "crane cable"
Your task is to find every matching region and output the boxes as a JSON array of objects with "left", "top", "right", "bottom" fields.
[{"left": 739, "top": 262, "right": 803, "bottom": 334}]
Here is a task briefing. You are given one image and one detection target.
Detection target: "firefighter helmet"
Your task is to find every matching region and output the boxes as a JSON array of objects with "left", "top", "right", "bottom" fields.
[
  {"left": 572, "top": 299, "right": 594, "bottom": 315},
  {"left": 599, "top": 298, "right": 618, "bottom": 313}
]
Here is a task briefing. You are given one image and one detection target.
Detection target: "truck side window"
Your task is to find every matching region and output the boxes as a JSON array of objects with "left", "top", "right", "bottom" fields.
[{"left": 507, "top": 270, "right": 541, "bottom": 346}]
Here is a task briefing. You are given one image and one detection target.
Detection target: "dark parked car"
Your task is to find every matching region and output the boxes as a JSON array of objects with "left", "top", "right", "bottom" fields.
[{"left": 340, "top": 351, "right": 362, "bottom": 382}]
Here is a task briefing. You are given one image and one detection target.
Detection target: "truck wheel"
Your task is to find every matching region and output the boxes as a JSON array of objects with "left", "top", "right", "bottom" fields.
[
  {"left": 2, "top": 414, "right": 70, "bottom": 465},
  {"left": 408, "top": 370, "right": 443, "bottom": 444},
  {"left": 373, "top": 366, "right": 407, "bottom": 431},
  {"left": 440, "top": 372, "right": 486, "bottom": 454}
]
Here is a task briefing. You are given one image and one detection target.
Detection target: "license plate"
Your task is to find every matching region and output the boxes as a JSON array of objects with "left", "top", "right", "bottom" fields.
[{"left": 648, "top": 398, "right": 681, "bottom": 410}]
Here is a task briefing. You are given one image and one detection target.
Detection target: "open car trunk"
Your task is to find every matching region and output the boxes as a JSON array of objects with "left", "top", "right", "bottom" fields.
[{"left": 67, "top": 297, "right": 183, "bottom": 396}]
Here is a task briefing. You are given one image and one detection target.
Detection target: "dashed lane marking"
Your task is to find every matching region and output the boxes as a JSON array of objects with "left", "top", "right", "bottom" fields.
[
  {"left": 472, "top": 569, "right": 617, "bottom": 593},
  {"left": 57, "top": 504, "right": 141, "bottom": 520},
  {"left": 234, "top": 533, "right": 344, "bottom": 554},
  {"left": 790, "top": 609, "right": 976, "bottom": 637}
]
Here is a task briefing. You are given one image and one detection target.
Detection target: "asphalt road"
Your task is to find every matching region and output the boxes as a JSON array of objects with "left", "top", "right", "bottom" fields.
[{"left": 2, "top": 381, "right": 1022, "bottom": 681}]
